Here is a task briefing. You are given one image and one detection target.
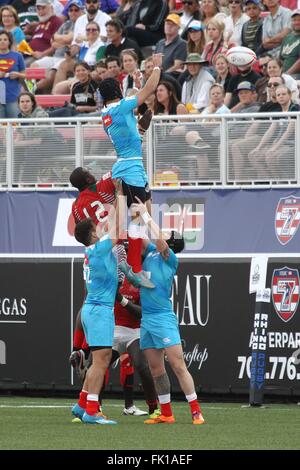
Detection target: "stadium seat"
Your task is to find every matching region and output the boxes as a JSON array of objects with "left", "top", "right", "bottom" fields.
[
  {"left": 25, "top": 68, "right": 47, "bottom": 80},
  {"left": 35, "top": 95, "right": 71, "bottom": 108}
]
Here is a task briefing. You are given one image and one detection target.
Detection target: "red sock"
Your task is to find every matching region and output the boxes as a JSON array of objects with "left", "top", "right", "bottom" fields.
[
  {"left": 78, "top": 391, "right": 88, "bottom": 409},
  {"left": 127, "top": 237, "right": 142, "bottom": 273},
  {"left": 73, "top": 329, "right": 84, "bottom": 350},
  {"left": 120, "top": 354, "right": 134, "bottom": 386},
  {"left": 188, "top": 399, "right": 201, "bottom": 415},
  {"left": 81, "top": 337, "right": 89, "bottom": 351},
  {"left": 86, "top": 400, "right": 99, "bottom": 416},
  {"left": 160, "top": 402, "right": 173, "bottom": 417},
  {"left": 105, "top": 368, "right": 110, "bottom": 386}
]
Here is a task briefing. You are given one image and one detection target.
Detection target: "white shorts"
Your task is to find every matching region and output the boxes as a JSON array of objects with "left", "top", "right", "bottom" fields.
[
  {"left": 113, "top": 325, "right": 140, "bottom": 354},
  {"left": 33, "top": 56, "right": 65, "bottom": 70}
]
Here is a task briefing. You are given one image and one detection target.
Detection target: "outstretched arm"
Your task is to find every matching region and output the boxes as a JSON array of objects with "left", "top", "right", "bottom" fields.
[
  {"left": 131, "top": 197, "right": 170, "bottom": 259},
  {"left": 107, "top": 181, "right": 126, "bottom": 245},
  {"left": 137, "top": 54, "right": 162, "bottom": 106}
]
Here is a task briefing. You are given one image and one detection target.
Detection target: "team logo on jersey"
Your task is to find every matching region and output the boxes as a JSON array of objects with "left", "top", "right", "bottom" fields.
[
  {"left": 103, "top": 115, "right": 112, "bottom": 127},
  {"left": 275, "top": 196, "right": 300, "bottom": 245},
  {"left": 271, "top": 267, "right": 299, "bottom": 322},
  {"left": 160, "top": 197, "right": 204, "bottom": 251}
]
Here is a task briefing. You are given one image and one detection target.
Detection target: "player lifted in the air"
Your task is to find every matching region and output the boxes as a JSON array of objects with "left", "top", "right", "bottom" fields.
[{"left": 98, "top": 53, "right": 163, "bottom": 289}]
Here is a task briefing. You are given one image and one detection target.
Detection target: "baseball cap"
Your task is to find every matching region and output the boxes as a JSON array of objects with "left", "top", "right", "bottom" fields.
[
  {"left": 165, "top": 14, "right": 181, "bottom": 27},
  {"left": 244, "top": 0, "right": 260, "bottom": 5},
  {"left": 236, "top": 81, "right": 256, "bottom": 92},
  {"left": 188, "top": 20, "right": 204, "bottom": 31},
  {"left": 63, "top": 0, "right": 85, "bottom": 16},
  {"left": 291, "top": 9, "right": 300, "bottom": 17},
  {"left": 36, "top": 0, "right": 52, "bottom": 6},
  {"left": 67, "top": 0, "right": 85, "bottom": 10}
]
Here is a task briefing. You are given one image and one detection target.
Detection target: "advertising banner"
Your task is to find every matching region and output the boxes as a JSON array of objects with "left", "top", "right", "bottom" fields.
[
  {"left": 1, "top": 258, "right": 299, "bottom": 396},
  {"left": 0, "top": 259, "right": 71, "bottom": 385},
  {"left": 1, "top": 189, "right": 300, "bottom": 254}
]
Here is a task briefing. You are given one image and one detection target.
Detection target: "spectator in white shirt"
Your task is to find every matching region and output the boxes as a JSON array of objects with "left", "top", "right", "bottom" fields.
[
  {"left": 181, "top": 52, "right": 215, "bottom": 111},
  {"left": 52, "top": 0, "right": 109, "bottom": 91},
  {"left": 224, "top": 0, "right": 249, "bottom": 47},
  {"left": 72, "top": 0, "right": 111, "bottom": 46},
  {"left": 260, "top": 0, "right": 292, "bottom": 58}
]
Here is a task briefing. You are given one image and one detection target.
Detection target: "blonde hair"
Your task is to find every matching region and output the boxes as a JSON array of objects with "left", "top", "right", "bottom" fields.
[
  {"left": 206, "top": 18, "right": 225, "bottom": 33},
  {"left": 275, "top": 85, "right": 292, "bottom": 96}
]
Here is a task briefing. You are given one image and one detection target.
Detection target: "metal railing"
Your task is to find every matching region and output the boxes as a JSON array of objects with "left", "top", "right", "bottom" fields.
[{"left": 0, "top": 112, "right": 299, "bottom": 189}]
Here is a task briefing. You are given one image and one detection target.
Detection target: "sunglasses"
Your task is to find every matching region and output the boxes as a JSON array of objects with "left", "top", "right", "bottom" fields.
[
  {"left": 68, "top": 8, "right": 80, "bottom": 12},
  {"left": 229, "top": 0, "right": 241, "bottom": 3},
  {"left": 86, "top": 28, "right": 99, "bottom": 32},
  {"left": 86, "top": 0, "right": 98, "bottom": 4},
  {"left": 183, "top": 1, "right": 194, "bottom": 5},
  {"left": 267, "top": 82, "right": 281, "bottom": 87}
]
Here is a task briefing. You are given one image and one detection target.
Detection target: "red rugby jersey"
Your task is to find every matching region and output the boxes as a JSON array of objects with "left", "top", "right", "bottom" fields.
[
  {"left": 114, "top": 278, "right": 141, "bottom": 329},
  {"left": 72, "top": 172, "right": 115, "bottom": 224}
]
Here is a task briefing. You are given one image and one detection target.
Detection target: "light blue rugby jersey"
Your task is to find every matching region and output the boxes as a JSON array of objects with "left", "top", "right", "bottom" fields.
[
  {"left": 101, "top": 95, "right": 147, "bottom": 187},
  {"left": 84, "top": 234, "right": 118, "bottom": 307},
  {"left": 140, "top": 243, "right": 179, "bottom": 315}
]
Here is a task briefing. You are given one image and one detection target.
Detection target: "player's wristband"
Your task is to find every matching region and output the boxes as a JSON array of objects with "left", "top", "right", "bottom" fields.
[
  {"left": 141, "top": 211, "right": 152, "bottom": 224},
  {"left": 120, "top": 297, "right": 129, "bottom": 307}
]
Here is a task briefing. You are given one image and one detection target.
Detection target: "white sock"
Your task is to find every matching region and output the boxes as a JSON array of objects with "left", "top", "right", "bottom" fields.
[
  {"left": 186, "top": 392, "right": 197, "bottom": 402},
  {"left": 158, "top": 393, "right": 171, "bottom": 404},
  {"left": 87, "top": 394, "right": 98, "bottom": 402}
]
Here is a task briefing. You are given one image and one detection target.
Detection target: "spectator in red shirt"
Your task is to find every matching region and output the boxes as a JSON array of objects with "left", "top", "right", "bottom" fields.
[{"left": 26, "top": 0, "right": 63, "bottom": 66}]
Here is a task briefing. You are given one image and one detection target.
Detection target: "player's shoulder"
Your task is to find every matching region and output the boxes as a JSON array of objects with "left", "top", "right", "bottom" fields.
[{"left": 119, "top": 95, "right": 138, "bottom": 109}]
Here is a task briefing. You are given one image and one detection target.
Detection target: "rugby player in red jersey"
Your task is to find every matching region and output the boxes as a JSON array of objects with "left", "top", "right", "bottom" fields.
[{"left": 70, "top": 167, "right": 116, "bottom": 225}]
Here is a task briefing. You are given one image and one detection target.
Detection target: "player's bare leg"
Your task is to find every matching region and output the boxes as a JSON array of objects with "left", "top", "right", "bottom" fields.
[
  {"left": 165, "top": 345, "right": 204, "bottom": 425},
  {"left": 82, "top": 348, "right": 117, "bottom": 424},
  {"left": 127, "top": 340, "right": 159, "bottom": 416}
]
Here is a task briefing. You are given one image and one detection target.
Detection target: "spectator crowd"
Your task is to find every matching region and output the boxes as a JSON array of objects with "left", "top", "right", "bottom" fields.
[{"left": 1, "top": 0, "right": 300, "bottom": 180}]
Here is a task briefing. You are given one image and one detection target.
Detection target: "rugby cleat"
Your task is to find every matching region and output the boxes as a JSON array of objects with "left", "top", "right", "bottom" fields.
[
  {"left": 69, "top": 349, "right": 89, "bottom": 382},
  {"left": 123, "top": 405, "right": 148, "bottom": 416},
  {"left": 71, "top": 417, "right": 82, "bottom": 423},
  {"left": 192, "top": 412, "right": 205, "bottom": 425},
  {"left": 144, "top": 414, "right": 175, "bottom": 424},
  {"left": 148, "top": 409, "right": 161, "bottom": 419},
  {"left": 119, "top": 260, "right": 155, "bottom": 289},
  {"left": 71, "top": 403, "right": 85, "bottom": 420},
  {"left": 98, "top": 407, "right": 108, "bottom": 420},
  {"left": 82, "top": 411, "right": 117, "bottom": 425}
]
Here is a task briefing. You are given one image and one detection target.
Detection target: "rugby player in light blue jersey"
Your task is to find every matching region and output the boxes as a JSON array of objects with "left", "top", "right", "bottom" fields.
[
  {"left": 71, "top": 188, "right": 126, "bottom": 425},
  {"left": 129, "top": 197, "right": 205, "bottom": 426},
  {"left": 98, "top": 53, "right": 163, "bottom": 290}
]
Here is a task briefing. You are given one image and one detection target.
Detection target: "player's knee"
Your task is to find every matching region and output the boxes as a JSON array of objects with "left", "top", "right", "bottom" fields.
[{"left": 169, "top": 357, "right": 187, "bottom": 377}]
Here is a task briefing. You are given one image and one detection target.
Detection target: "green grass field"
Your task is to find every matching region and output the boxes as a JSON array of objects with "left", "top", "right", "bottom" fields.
[{"left": 0, "top": 397, "right": 299, "bottom": 450}]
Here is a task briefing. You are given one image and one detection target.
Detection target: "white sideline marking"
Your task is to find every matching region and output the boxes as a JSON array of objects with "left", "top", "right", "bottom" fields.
[{"left": 0, "top": 404, "right": 298, "bottom": 411}]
